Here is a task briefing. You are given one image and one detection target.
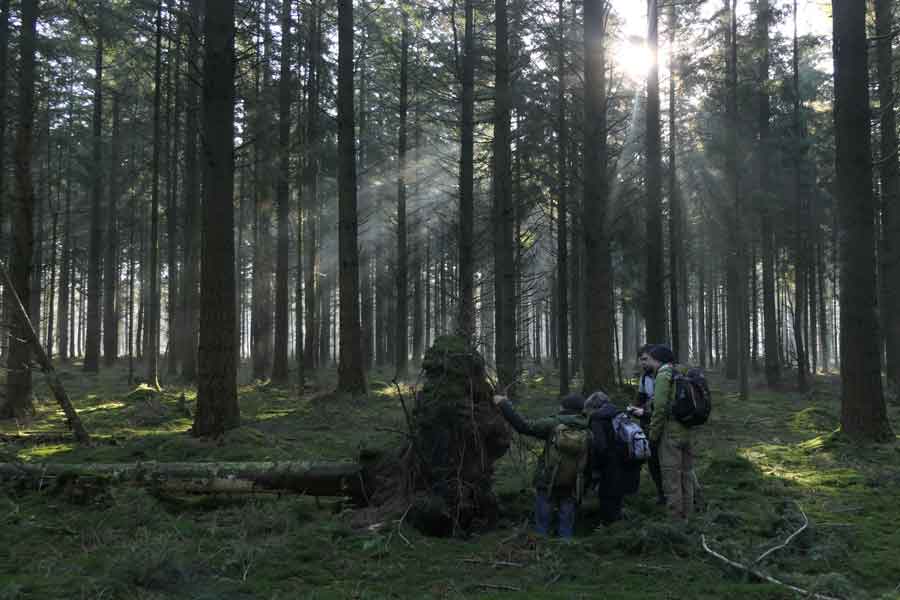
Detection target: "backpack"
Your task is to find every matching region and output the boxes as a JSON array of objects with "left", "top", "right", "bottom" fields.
[
  {"left": 671, "top": 367, "right": 712, "bottom": 427},
  {"left": 611, "top": 412, "right": 651, "bottom": 463},
  {"left": 546, "top": 423, "right": 592, "bottom": 500}
]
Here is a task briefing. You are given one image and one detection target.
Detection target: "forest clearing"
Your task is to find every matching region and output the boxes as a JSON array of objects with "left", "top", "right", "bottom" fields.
[{"left": 0, "top": 362, "right": 898, "bottom": 599}]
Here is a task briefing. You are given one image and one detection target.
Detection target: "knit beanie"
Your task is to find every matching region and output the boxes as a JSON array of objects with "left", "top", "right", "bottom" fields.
[
  {"left": 560, "top": 392, "right": 585, "bottom": 412},
  {"left": 648, "top": 344, "right": 676, "bottom": 365}
]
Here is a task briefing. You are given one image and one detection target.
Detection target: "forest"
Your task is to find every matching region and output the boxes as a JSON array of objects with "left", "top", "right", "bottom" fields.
[{"left": 0, "top": 0, "right": 898, "bottom": 598}]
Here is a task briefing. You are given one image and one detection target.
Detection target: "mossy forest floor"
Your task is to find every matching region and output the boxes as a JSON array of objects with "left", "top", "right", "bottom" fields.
[{"left": 1, "top": 362, "right": 899, "bottom": 599}]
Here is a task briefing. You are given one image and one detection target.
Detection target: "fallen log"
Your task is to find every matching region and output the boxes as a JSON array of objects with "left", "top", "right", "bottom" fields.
[{"left": 0, "top": 460, "right": 369, "bottom": 502}]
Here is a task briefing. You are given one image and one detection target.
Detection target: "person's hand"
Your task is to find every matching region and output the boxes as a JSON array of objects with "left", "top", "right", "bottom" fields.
[{"left": 492, "top": 394, "right": 507, "bottom": 406}]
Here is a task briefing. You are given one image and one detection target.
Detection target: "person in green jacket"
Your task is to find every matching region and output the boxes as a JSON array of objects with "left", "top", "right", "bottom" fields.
[
  {"left": 492, "top": 392, "right": 589, "bottom": 538},
  {"left": 644, "top": 344, "right": 695, "bottom": 520}
]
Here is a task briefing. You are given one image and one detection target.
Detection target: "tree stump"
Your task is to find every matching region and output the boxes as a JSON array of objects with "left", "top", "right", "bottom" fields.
[{"left": 361, "top": 335, "right": 511, "bottom": 536}]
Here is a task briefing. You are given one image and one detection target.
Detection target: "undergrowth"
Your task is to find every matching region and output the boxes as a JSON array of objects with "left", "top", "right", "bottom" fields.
[{"left": 0, "top": 362, "right": 898, "bottom": 599}]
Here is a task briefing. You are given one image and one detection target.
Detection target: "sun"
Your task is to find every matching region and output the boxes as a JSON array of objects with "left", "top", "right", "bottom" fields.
[{"left": 613, "top": 36, "right": 655, "bottom": 82}]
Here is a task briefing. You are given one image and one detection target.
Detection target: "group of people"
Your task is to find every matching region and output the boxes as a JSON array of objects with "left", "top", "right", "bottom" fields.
[{"left": 492, "top": 343, "right": 697, "bottom": 538}]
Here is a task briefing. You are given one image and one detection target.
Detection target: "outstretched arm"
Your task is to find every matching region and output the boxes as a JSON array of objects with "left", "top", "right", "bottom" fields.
[{"left": 493, "top": 395, "right": 554, "bottom": 439}]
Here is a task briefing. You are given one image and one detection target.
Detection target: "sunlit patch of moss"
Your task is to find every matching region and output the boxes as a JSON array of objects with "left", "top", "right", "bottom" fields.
[
  {"left": 20, "top": 443, "right": 74, "bottom": 460},
  {"left": 790, "top": 407, "right": 840, "bottom": 433},
  {"left": 77, "top": 401, "right": 127, "bottom": 414}
]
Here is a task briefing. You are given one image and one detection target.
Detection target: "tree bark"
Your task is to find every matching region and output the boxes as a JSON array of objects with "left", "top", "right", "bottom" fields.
[
  {"left": 792, "top": 0, "right": 808, "bottom": 392},
  {"left": 165, "top": 1, "right": 182, "bottom": 377},
  {"left": 582, "top": 0, "right": 613, "bottom": 392},
  {"left": 180, "top": 0, "right": 201, "bottom": 382},
  {"left": 0, "top": 0, "right": 9, "bottom": 283},
  {"left": 84, "top": 6, "right": 104, "bottom": 373},
  {"left": 3, "top": 0, "right": 38, "bottom": 419},
  {"left": 303, "top": 0, "right": 321, "bottom": 374},
  {"left": 336, "top": 0, "right": 367, "bottom": 394},
  {"left": 252, "top": 0, "right": 275, "bottom": 381},
  {"left": 457, "top": 0, "right": 476, "bottom": 343},
  {"left": 104, "top": 91, "right": 122, "bottom": 366},
  {"left": 146, "top": 0, "right": 163, "bottom": 388},
  {"left": 555, "top": 0, "right": 569, "bottom": 395},
  {"left": 272, "top": 0, "right": 293, "bottom": 384},
  {"left": 395, "top": 0, "right": 410, "bottom": 377},
  {"left": 193, "top": 0, "right": 240, "bottom": 437},
  {"left": 493, "top": 0, "right": 516, "bottom": 392},
  {"left": 876, "top": 0, "right": 900, "bottom": 387},
  {"left": 832, "top": 0, "right": 893, "bottom": 440},
  {"left": 758, "top": 0, "right": 779, "bottom": 386},
  {"left": 667, "top": 1, "right": 686, "bottom": 360},
  {"left": 645, "top": 0, "right": 665, "bottom": 346},
  {"left": 0, "top": 461, "right": 366, "bottom": 501}
]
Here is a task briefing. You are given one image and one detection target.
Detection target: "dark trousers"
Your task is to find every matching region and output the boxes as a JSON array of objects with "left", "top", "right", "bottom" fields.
[
  {"left": 535, "top": 491, "right": 576, "bottom": 538},
  {"left": 598, "top": 495, "right": 624, "bottom": 524},
  {"left": 648, "top": 440, "right": 665, "bottom": 500}
]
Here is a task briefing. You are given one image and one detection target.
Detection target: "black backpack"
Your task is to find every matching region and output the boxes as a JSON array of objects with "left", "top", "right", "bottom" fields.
[{"left": 671, "top": 367, "right": 711, "bottom": 427}]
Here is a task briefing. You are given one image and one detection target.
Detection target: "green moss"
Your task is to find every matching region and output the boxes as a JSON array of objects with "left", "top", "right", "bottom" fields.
[{"left": 1, "top": 364, "right": 899, "bottom": 598}]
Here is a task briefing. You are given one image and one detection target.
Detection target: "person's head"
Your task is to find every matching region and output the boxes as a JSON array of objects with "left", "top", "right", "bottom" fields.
[
  {"left": 559, "top": 392, "right": 585, "bottom": 414},
  {"left": 637, "top": 343, "right": 655, "bottom": 373},
  {"left": 641, "top": 344, "right": 675, "bottom": 372},
  {"left": 583, "top": 391, "right": 610, "bottom": 414}
]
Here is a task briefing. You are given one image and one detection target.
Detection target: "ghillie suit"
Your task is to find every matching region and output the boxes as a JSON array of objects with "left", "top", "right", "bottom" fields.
[{"left": 360, "top": 335, "right": 511, "bottom": 536}]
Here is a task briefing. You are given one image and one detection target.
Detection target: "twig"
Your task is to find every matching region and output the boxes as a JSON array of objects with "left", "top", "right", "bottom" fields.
[
  {"left": 391, "top": 378, "right": 415, "bottom": 437},
  {"left": 701, "top": 535, "right": 842, "bottom": 600},
  {"left": 476, "top": 583, "right": 521, "bottom": 592},
  {"left": 461, "top": 558, "right": 524, "bottom": 568},
  {"left": 373, "top": 427, "right": 415, "bottom": 439},
  {"left": 754, "top": 502, "right": 809, "bottom": 565}
]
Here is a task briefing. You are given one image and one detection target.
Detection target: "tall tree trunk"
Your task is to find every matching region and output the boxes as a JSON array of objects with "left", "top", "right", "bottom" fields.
[
  {"left": 58, "top": 159, "right": 71, "bottom": 363},
  {"left": 582, "top": 0, "right": 613, "bottom": 392},
  {"left": 457, "top": 0, "right": 476, "bottom": 342},
  {"left": 0, "top": 0, "right": 9, "bottom": 291},
  {"left": 395, "top": 0, "right": 410, "bottom": 377},
  {"left": 128, "top": 145, "right": 137, "bottom": 384},
  {"left": 104, "top": 92, "right": 121, "bottom": 366},
  {"left": 181, "top": 0, "right": 201, "bottom": 382},
  {"left": 336, "top": 0, "right": 367, "bottom": 394},
  {"left": 645, "top": 0, "right": 665, "bottom": 345},
  {"left": 792, "top": 0, "right": 808, "bottom": 392},
  {"left": 832, "top": 0, "right": 893, "bottom": 440},
  {"left": 84, "top": 8, "right": 104, "bottom": 373},
  {"left": 166, "top": 2, "right": 182, "bottom": 376},
  {"left": 294, "top": 3, "right": 306, "bottom": 386},
  {"left": 758, "top": 0, "right": 779, "bottom": 386},
  {"left": 817, "top": 238, "right": 830, "bottom": 369},
  {"left": 725, "top": 0, "right": 747, "bottom": 402},
  {"left": 193, "top": 0, "right": 240, "bottom": 437},
  {"left": 3, "top": 0, "right": 37, "bottom": 418},
  {"left": 494, "top": 0, "right": 516, "bottom": 391},
  {"left": 46, "top": 167, "right": 59, "bottom": 358},
  {"left": 667, "top": 2, "right": 685, "bottom": 360},
  {"left": 146, "top": 0, "right": 163, "bottom": 388},
  {"left": 556, "top": 0, "right": 569, "bottom": 396},
  {"left": 698, "top": 261, "right": 707, "bottom": 367},
  {"left": 272, "top": 0, "right": 293, "bottom": 383},
  {"left": 303, "top": 0, "right": 321, "bottom": 373},
  {"left": 876, "top": 0, "right": 900, "bottom": 387},
  {"left": 31, "top": 162, "right": 43, "bottom": 335},
  {"left": 252, "top": 0, "right": 275, "bottom": 381}
]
